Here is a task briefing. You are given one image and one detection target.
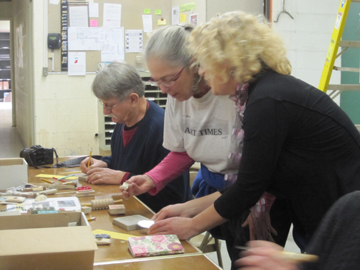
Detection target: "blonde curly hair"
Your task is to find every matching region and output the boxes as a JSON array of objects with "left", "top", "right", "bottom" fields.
[{"left": 189, "top": 11, "right": 292, "bottom": 85}]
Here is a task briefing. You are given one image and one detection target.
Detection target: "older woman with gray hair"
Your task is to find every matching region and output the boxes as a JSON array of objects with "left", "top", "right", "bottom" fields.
[
  {"left": 123, "top": 25, "right": 242, "bottom": 203},
  {"left": 80, "top": 61, "right": 192, "bottom": 213},
  {"left": 121, "top": 25, "right": 276, "bottom": 266}
]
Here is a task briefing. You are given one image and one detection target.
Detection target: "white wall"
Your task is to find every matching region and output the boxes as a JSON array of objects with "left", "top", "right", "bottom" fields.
[
  {"left": 32, "top": 1, "right": 99, "bottom": 156},
  {"left": 206, "top": 0, "right": 263, "bottom": 20},
  {"left": 12, "top": 0, "right": 35, "bottom": 147},
  {"left": 272, "top": 0, "right": 341, "bottom": 100},
  {"left": 1, "top": 0, "right": 343, "bottom": 156},
  {"left": 31, "top": 0, "right": 343, "bottom": 155}
]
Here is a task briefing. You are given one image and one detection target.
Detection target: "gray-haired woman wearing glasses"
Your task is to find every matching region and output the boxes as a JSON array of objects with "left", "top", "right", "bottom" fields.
[{"left": 121, "top": 25, "right": 277, "bottom": 265}]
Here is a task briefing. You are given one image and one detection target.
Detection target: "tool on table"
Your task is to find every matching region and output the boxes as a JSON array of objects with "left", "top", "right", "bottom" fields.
[
  {"left": 57, "top": 174, "right": 76, "bottom": 181},
  {"left": 59, "top": 171, "right": 81, "bottom": 175},
  {"left": 22, "top": 186, "right": 46, "bottom": 192},
  {"left": 40, "top": 178, "right": 54, "bottom": 184},
  {"left": 87, "top": 148, "right": 93, "bottom": 168},
  {"left": 82, "top": 198, "right": 123, "bottom": 210},
  {"left": 235, "top": 246, "right": 318, "bottom": 263},
  {"left": 109, "top": 204, "right": 126, "bottom": 215},
  {"left": 53, "top": 177, "right": 66, "bottom": 183},
  {"left": 94, "top": 234, "right": 111, "bottom": 245}
]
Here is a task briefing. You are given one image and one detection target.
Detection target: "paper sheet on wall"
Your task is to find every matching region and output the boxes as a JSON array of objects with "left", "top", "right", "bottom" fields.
[
  {"left": 190, "top": 14, "right": 198, "bottom": 26},
  {"left": 142, "top": 15, "right": 153, "bottom": 33},
  {"left": 49, "top": 0, "right": 59, "bottom": 5},
  {"left": 172, "top": 6, "right": 180, "bottom": 25},
  {"left": 89, "top": 3, "right": 99, "bottom": 17},
  {"left": 125, "top": 29, "right": 143, "bottom": 53},
  {"left": 90, "top": 20, "right": 98, "bottom": 27},
  {"left": 68, "top": 27, "right": 102, "bottom": 50},
  {"left": 69, "top": 5, "right": 89, "bottom": 27},
  {"left": 103, "top": 3, "right": 122, "bottom": 28},
  {"left": 101, "top": 27, "right": 125, "bottom": 62},
  {"left": 180, "top": 13, "right": 187, "bottom": 23},
  {"left": 68, "top": 52, "right": 86, "bottom": 76}
]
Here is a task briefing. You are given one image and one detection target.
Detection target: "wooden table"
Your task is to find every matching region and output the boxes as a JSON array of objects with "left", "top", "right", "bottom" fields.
[{"left": 28, "top": 164, "right": 221, "bottom": 270}]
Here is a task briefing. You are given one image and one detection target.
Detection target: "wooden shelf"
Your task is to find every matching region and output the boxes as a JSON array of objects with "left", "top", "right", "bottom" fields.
[{"left": 0, "top": 32, "right": 11, "bottom": 96}]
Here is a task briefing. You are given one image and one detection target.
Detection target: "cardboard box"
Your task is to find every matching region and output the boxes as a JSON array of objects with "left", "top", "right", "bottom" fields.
[
  {"left": 0, "top": 212, "right": 97, "bottom": 270},
  {"left": 0, "top": 158, "right": 28, "bottom": 190}
]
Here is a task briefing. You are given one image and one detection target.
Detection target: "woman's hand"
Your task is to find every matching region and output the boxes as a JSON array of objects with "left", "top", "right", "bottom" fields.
[
  {"left": 234, "top": 241, "right": 298, "bottom": 270},
  {"left": 120, "top": 175, "right": 155, "bottom": 199},
  {"left": 152, "top": 203, "right": 194, "bottom": 221},
  {"left": 148, "top": 217, "right": 200, "bottom": 240}
]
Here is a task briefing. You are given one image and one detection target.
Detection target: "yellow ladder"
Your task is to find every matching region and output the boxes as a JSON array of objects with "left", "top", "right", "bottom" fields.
[{"left": 319, "top": 0, "right": 360, "bottom": 98}]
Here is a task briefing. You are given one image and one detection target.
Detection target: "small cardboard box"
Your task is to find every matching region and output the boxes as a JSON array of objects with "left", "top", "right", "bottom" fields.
[
  {"left": 0, "top": 158, "right": 28, "bottom": 189},
  {"left": 0, "top": 212, "right": 97, "bottom": 270}
]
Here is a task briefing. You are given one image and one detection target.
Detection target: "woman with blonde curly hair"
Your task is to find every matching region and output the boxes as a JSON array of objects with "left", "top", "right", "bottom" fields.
[{"left": 149, "top": 11, "right": 360, "bottom": 268}]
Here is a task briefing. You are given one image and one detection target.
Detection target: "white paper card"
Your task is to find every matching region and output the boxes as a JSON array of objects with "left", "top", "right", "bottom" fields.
[
  {"left": 69, "top": 6, "right": 89, "bottom": 27},
  {"left": 103, "top": 3, "right": 122, "bottom": 28},
  {"left": 68, "top": 27, "right": 102, "bottom": 50},
  {"left": 101, "top": 27, "right": 125, "bottom": 62},
  {"left": 125, "top": 29, "right": 143, "bottom": 53},
  {"left": 68, "top": 52, "right": 86, "bottom": 76},
  {"left": 142, "top": 15, "right": 153, "bottom": 33},
  {"left": 89, "top": 3, "right": 99, "bottom": 17},
  {"left": 172, "top": 6, "right": 180, "bottom": 25}
]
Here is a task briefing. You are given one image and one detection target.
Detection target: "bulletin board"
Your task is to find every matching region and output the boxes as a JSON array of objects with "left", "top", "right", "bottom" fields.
[{"left": 48, "top": 0, "right": 171, "bottom": 73}]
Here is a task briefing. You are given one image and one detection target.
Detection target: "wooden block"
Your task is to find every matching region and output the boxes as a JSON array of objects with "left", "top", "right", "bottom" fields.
[
  {"left": 81, "top": 206, "right": 92, "bottom": 214},
  {"left": 112, "top": 215, "right": 151, "bottom": 231},
  {"left": 95, "top": 238, "right": 111, "bottom": 245},
  {"left": 76, "top": 173, "right": 88, "bottom": 182},
  {"left": 5, "top": 196, "right": 26, "bottom": 203},
  {"left": 108, "top": 204, "right": 125, "bottom": 215}
]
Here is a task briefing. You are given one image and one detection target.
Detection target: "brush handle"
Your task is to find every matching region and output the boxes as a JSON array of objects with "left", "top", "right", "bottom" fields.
[{"left": 235, "top": 246, "right": 318, "bottom": 263}]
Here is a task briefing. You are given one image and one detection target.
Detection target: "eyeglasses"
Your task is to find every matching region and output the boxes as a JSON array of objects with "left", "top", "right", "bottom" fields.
[
  {"left": 149, "top": 67, "right": 185, "bottom": 87},
  {"left": 99, "top": 99, "right": 121, "bottom": 111}
]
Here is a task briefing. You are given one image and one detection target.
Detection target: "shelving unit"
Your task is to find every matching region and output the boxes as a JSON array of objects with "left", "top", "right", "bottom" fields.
[
  {"left": 98, "top": 71, "right": 167, "bottom": 152},
  {"left": 0, "top": 32, "right": 11, "bottom": 102}
]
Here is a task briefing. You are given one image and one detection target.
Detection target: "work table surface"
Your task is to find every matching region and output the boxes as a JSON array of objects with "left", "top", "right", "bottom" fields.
[{"left": 27, "top": 161, "right": 221, "bottom": 269}]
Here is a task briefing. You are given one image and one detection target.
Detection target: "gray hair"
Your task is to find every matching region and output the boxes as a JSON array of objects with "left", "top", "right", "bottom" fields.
[
  {"left": 145, "top": 25, "right": 194, "bottom": 68},
  {"left": 92, "top": 61, "right": 145, "bottom": 101}
]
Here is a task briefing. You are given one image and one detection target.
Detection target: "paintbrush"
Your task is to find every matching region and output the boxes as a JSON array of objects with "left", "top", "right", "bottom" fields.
[{"left": 235, "top": 246, "right": 318, "bottom": 263}]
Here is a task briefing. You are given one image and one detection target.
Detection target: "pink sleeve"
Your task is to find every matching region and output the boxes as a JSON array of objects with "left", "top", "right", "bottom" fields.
[{"left": 146, "top": 151, "right": 195, "bottom": 195}]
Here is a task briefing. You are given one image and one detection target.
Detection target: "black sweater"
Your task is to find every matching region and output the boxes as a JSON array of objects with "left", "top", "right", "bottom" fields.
[
  {"left": 215, "top": 70, "right": 360, "bottom": 237},
  {"left": 102, "top": 101, "right": 192, "bottom": 212}
]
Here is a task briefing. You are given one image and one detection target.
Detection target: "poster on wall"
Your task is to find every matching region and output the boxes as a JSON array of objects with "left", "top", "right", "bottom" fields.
[
  {"left": 89, "top": 3, "right": 99, "bottom": 17},
  {"left": 142, "top": 15, "right": 153, "bottom": 33},
  {"left": 190, "top": 14, "right": 198, "bottom": 26},
  {"left": 125, "top": 29, "right": 143, "bottom": 53},
  {"left": 103, "top": 3, "right": 122, "bottom": 28},
  {"left": 68, "top": 52, "right": 86, "bottom": 76},
  {"left": 69, "top": 5, "right": 89, "bottom": 27},
  {"left": 101, "top": 27, "right": 125, "bottom": 62},
  {"left": 172, "top": 6, "right": 180, "bottom": 25}
]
